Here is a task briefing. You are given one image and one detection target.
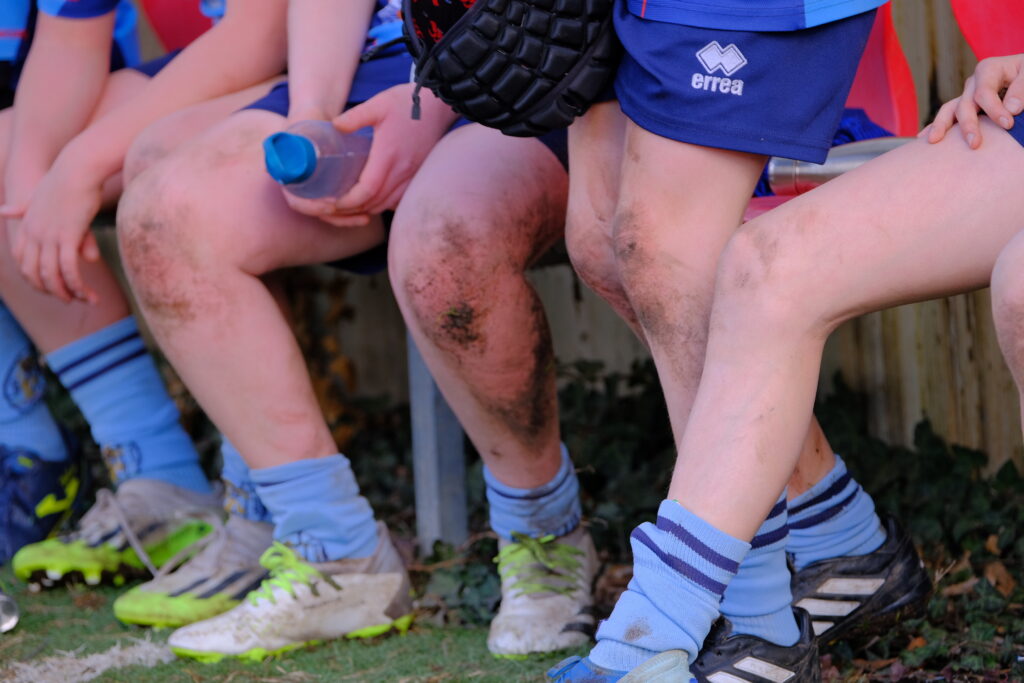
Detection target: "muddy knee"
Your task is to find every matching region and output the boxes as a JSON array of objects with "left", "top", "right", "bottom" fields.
[
  {"left": 117, "top": 164, "right": 218, "bottom": 321},
  {"left": 392, "top": 214, "right": 510, "bottom": 350},
  {"left": 715, "top": 219, "right": 836, "bottom": 338}
]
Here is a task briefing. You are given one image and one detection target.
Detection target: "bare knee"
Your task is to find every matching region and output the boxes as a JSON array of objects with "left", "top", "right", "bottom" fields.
[
  {"left": 123, "top": 121, "right": 176, "bottom": 185},
  {"left": 117, "top": 160, "right": 223, "bottom": 322},
  {"left": 565, "top": 207, "right": 634, "bottom": 319},
  {"left": 390, "top": 209, "right": 506, "bottom": 352},
  {"left": 714, "top": 215, "right": 836, "bottom": 339}
]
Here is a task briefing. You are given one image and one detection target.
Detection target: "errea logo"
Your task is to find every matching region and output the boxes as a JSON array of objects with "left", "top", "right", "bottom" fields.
[{"left": 692, "top": 41, "right": 746, "bottom": 96}]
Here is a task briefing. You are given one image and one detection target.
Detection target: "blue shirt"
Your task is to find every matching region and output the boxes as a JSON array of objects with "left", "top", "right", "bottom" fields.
[
  {"left": 1, "top": 0, "right": 139, "bottom": 69},
  {"left": 627, "top": 0, "right": 887, "bottom": 30}
]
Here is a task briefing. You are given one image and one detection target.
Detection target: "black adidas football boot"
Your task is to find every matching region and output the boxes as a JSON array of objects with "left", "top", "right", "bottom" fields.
[
  {"left": 692, "top": 608, "right": 820, "bottom": 682},
  {"left": 791, "top": 515, "right": 932, "bottom": 645}
]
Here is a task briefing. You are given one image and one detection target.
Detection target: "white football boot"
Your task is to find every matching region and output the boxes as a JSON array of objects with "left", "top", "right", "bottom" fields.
[
  {"left": 488, "top": 525, "right": 600, "bottom": 657},
  {"left": 168, "top": 522, "right": 413, "bottom": 662}
]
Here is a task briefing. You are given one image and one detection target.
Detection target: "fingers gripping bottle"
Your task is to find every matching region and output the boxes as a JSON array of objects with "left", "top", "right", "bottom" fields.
[{"left": 263, "top": 121, "right": 372, "bottom": 199}]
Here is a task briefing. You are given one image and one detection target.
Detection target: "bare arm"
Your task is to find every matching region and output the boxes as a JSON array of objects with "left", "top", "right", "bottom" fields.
[
  {"left": 9, "top": 0, "right": 288, "bottom": 303},
  {"left": 54, "top": 0, "right": 288, "bottom": 184},
  {"left": 3, "top": 11, "right": 115, "bottom": 208},
  {"left": 286, "top": 0, "right": 378, "bottom": 122}
]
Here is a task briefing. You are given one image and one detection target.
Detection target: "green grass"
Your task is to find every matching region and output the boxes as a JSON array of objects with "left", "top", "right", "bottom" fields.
[{"left": 0, "top": 565, "right": 579, "bottom": 682}]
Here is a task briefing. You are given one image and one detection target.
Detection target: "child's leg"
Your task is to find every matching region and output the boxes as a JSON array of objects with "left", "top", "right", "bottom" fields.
[
  {"left": 119, "top": 83, "right": 412, "bottom": 658},
  {"left": 557, "top": 9, "right": 887, "bottom": 676},
  {"left": 390, "top": 123, "right": 598, "bottom": 656},
  {"left": 117, "top": 102, "right": 384, "bottom": 562},
  {"left": 673, "top": 122, "right": 1024, "bottom": 541}
]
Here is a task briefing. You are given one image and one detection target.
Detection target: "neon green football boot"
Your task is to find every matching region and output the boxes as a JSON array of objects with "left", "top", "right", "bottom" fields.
[
  {"left": 12, "top": 478, "right": 220, "bottom": 589},
  {"left": 114, "top": 514, "right": 273, "bottom": 627}
]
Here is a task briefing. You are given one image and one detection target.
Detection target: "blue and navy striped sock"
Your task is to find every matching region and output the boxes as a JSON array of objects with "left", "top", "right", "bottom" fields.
[
  {"left": 220, "top": 437, "right": 271, "bottom": 523},
  {"left": 787, "top": 455, "right": 885, "bottom": 571},
  {"left": 251, "top": 455, "right": 379, "bottom": 562},
  {"left": 589, "top": 500, "right": 750, "bottom": 669},
  {"left": 484, "top": 443, "right": 581, "bottom": 539},
  {"left": 0, "top": 303, "right": 67, "bottom": 462},
  {"left": 719, "top": 493, "right": 799, "bottom": 645},
  {"left": 45, "top": 317, "right": 210, "bottom": 493}
]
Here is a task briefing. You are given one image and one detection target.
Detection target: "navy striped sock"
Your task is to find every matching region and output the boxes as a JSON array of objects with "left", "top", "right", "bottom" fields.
[
  {"left": 787, "top": 455, "right": 885, "bottom": 570},
  {"left": 589, "top": 500, "right": 749, "bottom": 669},
  {"left": 719, "top": 493, "right": 799, "bottom": 645},
  {"left": 46, "top": 317, "right": 209, "bottom": 493}
]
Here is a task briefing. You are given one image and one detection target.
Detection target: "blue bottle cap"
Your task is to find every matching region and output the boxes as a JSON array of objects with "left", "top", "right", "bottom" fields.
[{"left": 263, "top": 132, "right": 317, "bottom": 185}]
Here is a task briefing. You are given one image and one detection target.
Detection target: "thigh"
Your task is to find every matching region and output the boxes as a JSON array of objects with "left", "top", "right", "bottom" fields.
[
  {"left": 616, "top": 119, "right": 767, "bottom": 274},
  {"left": 129, "top": 108, "right": 384, "bottom": 275},
  {"left": 124, "top": 77, "right": 286, "bottom": 179},
  {"left": 390, "top": 123, "right": 567, "bottom": 268},
  {"left": 732, "top": 118, "right": 1024, "bottom": 326}
]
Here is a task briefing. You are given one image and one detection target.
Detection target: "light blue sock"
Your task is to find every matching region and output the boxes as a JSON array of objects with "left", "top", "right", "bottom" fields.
[
  {"left": 589, "top": 500, "right": 749, "bottom": 669},
  {"left": 0, "top": 303, "right": 67, "bottom": 462},
  {"left": 787, "top": 455, "right": 886, "bottom": 570},
  {"left": 251, "top": 455, "right": 379, "bottom": 562},
  {"left": 719, "top": 493, "right": 800, "bottom": 645},
  {"left": 220, "top": 437, "right": 271, "bottom": 523},
  {"left": 45, "top": 316, "right": 210, "bottom": 493},
  {"left": 484, "top": 443, "right": 581, "bottom": 539}
]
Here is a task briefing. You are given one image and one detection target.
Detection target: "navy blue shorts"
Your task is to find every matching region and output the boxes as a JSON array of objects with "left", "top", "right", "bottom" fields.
[
  {"left": 613, "top": 6, "right": 877, "bottom": 163},
  {"left": 1009, "top": 113, "right": 1024, "bottom": 148},
  {"left": 129, "top": 49, "right": 180, "bottom": 78},
  {"left": 244, "top": 74, "right": 569, "bottom": 275}
]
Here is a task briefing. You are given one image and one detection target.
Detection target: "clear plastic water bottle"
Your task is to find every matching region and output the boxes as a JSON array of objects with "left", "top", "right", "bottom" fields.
[
  {"left": 0, "top": 587, "right": 18, "bottom": 633},
  {"left": 263, "top": 121, "right": 373, "bottom": 200}
]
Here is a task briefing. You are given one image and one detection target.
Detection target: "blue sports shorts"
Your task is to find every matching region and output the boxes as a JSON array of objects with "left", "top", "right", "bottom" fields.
[
  {"left": 613, "top": 6, "right": 877, "bottom": 163},
  {"left": 1009, "top": 113, "right": 1024, "bottom": 148},
  {"left": 243, "top": 66, "right": 568, "bottom": 275}
]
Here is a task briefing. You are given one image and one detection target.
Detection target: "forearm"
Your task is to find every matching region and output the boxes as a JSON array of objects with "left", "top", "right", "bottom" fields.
[
  {"left": 4, "top": 13, "right": 115, "bottom": 203},
  {"left": 57, "top": 0, "right": 287, "bottom": 186},
  {"left": 287, "top": 0, "right": 377, "bottom": 121}
]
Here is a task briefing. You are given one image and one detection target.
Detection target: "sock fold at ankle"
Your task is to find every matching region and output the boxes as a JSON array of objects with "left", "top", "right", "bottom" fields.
[
  {"left": 787, "top": 455, "right": 885, "bottom": 570},
  {"left": 589, "top": 499, "right": 749, "bottom": 669},
  {"left": 720, "top": 493, "right": 799, "bottom": 646},
  {"left": 252, "top": 454, "right": 378, "bottom": 562},
  {"left": 484, "top": 443, "right": 580, "bottom": 540}
]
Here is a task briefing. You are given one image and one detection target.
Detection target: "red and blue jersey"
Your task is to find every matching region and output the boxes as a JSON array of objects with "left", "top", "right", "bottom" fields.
[{"left": 629, "top": 0, "right": 888, "bottom": 31}]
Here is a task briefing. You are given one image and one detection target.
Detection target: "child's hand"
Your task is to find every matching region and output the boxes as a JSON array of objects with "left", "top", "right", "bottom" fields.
[
  {"left": 317, "top": 84, "right": 458, "bottom": 227},
  {"left": 5, "top": 165, "right": 103, "bottom": 303},
  {"left": 922, "top": 54, "right": 1024, "bottom": 148}
]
